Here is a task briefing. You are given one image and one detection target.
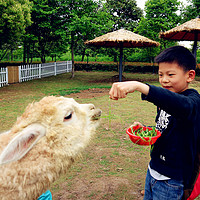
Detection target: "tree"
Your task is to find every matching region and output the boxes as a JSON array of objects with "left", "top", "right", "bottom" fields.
[
  {"left": 181, "top": 0, "right": 200, "bottom": 21},
  {"left": 102, "top": 0, "right": 143, "bottom": 63},
  {"left": 105, "top": 0, "right": 143, "bottom": 31},
  {"left": 58, "top": 0, "right": 114, "bottom": 77},
  {"left": 136, "top": 0, "right": 181, "bottom": 60},
  {"left": 22, "top": 0, "right": 113, "bottom": 69},
  {"left": 0, "top": 0, "right": 32, "bottom": 60},
  {"left": 24, "top": 0, "right": 62, "bottom": 63}
]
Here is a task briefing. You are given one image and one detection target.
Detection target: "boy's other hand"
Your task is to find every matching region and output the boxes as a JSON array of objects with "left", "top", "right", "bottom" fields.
[{"left": 131, "top": 122, "right": 144, "bottom": 127}]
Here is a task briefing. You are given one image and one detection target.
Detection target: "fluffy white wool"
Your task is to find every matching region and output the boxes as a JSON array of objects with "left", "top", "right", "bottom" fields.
[{"left": 0, "top": 96, "right": 101, "bottom": 200}]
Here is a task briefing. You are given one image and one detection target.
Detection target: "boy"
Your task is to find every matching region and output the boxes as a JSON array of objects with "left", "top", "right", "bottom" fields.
[{"left": 109, "top": 46, "right": 200, "bottom": 200}]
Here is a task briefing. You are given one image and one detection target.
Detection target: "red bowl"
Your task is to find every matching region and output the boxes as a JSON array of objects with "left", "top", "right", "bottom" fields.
[{"left": 126, "top": 125, "right": 161, "bottom": 146}]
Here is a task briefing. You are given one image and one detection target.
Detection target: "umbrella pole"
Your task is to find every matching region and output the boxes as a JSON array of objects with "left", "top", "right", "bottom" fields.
[
  {"left": 119, "top": 43, "right": 123, "bottom": 82},
  {"left": 192, "top": 32, "right": 198, "bottom": 58}
]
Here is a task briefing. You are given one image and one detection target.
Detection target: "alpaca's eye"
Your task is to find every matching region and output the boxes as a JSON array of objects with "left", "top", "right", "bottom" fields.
[{"left": 64, "top": 112, "right": 72, "bottom": 121}]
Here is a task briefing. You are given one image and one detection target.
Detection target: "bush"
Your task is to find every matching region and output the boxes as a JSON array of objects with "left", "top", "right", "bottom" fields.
[
  {"left": 74, "top": 61, "right": 200, "bottom": 75},
  {"left": 74, "top": 61, "right": 158, "bottom": 73},
  {"left": 126, "top": 52, "right": 150, "bottom": 62}
]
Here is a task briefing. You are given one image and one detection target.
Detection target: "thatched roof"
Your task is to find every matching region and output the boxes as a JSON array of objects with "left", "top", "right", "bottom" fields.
[
  {"left": 85, "top": 29, "right": 160, "bottom": 48},
  {"left": 160, "top": 18, "right": 200, "bottom": 41}
]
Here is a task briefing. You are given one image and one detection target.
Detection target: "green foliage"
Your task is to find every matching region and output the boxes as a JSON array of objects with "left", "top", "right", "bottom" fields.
[
  {"left": 126, "top": 48, "right": 160, "bottom": 63},
  {"left": 0, "top": 0, "right": 32, "bottom": 47},
  {"left": 1, "top": 0, "right": 199, "bottom": 65},
  {"left": 126, "top": 51, "right": 148, "bottom": 62},
  {"left": 140, "top": 0, "right": 180, "bottom": 38},
  {"left": 24, "top": 0, "right": 63, "bottom": 63},
  {"left": 105, "top": 0, "right": 143, "bottom": 31},
  {"left": 60, "top": 0, "right": 114, "bottom": 64},
  {"left": 0, "top": 0, "right": 32, "bottom": 60},
  {"left": 136, "top": 0, "right": 181, "bottom": 57},
  {"left": 181, "top": 0, "right": 200, "bottom": 21},
  {"left": 74, "top": 62, "right": 159, "bottom": 74},
  {"left": 61, "top": 0, "right": 113, "bottom": 39},
  {"left": 60, "top": 51, "right": 114, "bottom": 62},
  {"left": 15, "top": 0, "right": 114, "bottom": 64}
]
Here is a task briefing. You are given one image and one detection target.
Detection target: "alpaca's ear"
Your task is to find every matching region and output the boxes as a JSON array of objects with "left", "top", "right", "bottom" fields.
[{"left": 0, "top": 124, "right": 46, "bottom": 165}]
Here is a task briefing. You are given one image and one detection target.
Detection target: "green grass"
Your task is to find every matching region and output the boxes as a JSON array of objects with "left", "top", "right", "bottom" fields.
[
  {"left": 50, "top": 85, "right": 111, "bottom": 96},
  {"left": 1, "top": 71, "right": 200, "bottom": 199},
  {"left": 0, "top": 71, "right": 159, "bottom": 131}
]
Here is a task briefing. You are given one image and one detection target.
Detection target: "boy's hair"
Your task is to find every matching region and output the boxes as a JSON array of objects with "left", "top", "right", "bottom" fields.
[{"left": 155, "top": 46, "right": 196, "bottom": 71}]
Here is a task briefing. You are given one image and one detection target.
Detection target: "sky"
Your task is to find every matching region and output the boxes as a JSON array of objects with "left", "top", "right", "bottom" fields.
[{"left": 135, "top": 0, "right": 192, "bottom": 48}]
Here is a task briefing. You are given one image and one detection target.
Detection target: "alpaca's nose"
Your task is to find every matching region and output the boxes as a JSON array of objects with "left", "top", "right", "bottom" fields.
[{"left": 91, "top": 109, "right": 102, "bottom": 120}]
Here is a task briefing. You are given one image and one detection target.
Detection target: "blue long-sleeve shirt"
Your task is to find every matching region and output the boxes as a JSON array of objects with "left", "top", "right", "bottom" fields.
[{"left": 142, "top": 85, "right": 200, "bottom": 188}]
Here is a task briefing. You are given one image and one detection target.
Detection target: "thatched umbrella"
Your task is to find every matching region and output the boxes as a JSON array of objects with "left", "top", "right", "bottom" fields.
[
  {"left": 85, "top": 29, "right": 160, "bottom": 81},
  {"left": 159, "top": 17, "right": 200, "bottom": 58}
]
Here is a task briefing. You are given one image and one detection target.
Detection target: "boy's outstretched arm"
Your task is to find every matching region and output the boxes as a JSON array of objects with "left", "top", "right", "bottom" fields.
[{"left": 109, "top": 81, "right": 150, "bottom": 100}]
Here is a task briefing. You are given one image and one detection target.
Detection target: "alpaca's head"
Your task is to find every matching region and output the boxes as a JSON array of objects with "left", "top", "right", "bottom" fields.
[{"left": 0, "top": 96, "right": 101, "bottom": 165}]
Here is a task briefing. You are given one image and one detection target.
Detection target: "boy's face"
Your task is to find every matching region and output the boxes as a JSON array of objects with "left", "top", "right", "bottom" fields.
[{"left": 158, "top": 62, "right": 194, "bottom": 93}]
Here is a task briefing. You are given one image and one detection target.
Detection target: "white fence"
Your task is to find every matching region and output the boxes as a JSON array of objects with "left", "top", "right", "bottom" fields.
[
  {"left": 0, "top": 61, "right": 72, "bottom": 87},
  {"left": 19, "top": 61, "right": 72, "bottom": 82},
  {"left": 0, "top": 67, "right": 8, "bottom": 88}
]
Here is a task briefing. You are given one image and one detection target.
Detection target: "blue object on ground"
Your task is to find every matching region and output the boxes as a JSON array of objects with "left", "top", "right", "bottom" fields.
[{"left": 37, "top": 190, "right": 52, "bottom": 200}]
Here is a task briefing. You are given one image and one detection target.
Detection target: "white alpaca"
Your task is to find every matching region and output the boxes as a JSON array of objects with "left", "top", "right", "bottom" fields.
[{"left": 0, "top": 96, "right": 101, "bottom": 200}]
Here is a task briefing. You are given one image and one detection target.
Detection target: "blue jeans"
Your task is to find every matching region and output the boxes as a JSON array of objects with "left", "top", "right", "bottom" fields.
[{"left": 143, "top": 169, "right": 184, "bottom": 200}]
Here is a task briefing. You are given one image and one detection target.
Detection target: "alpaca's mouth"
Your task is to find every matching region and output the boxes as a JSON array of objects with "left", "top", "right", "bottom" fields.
[{"left": 91, "top": 109, "right": 102, "bottom": 120}]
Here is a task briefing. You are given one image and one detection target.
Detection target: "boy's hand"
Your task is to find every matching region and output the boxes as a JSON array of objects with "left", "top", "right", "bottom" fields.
[
  {"left": 109, "top": 81, "right": 149, "bottom": 100},
  {"left": 109, "top": 82, "right": 132, "bottom": 100}
]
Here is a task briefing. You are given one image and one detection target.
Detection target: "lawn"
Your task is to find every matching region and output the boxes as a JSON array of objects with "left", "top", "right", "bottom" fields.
[{"left": 1, "top": 71, "right": 200, "bottom": 200}]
